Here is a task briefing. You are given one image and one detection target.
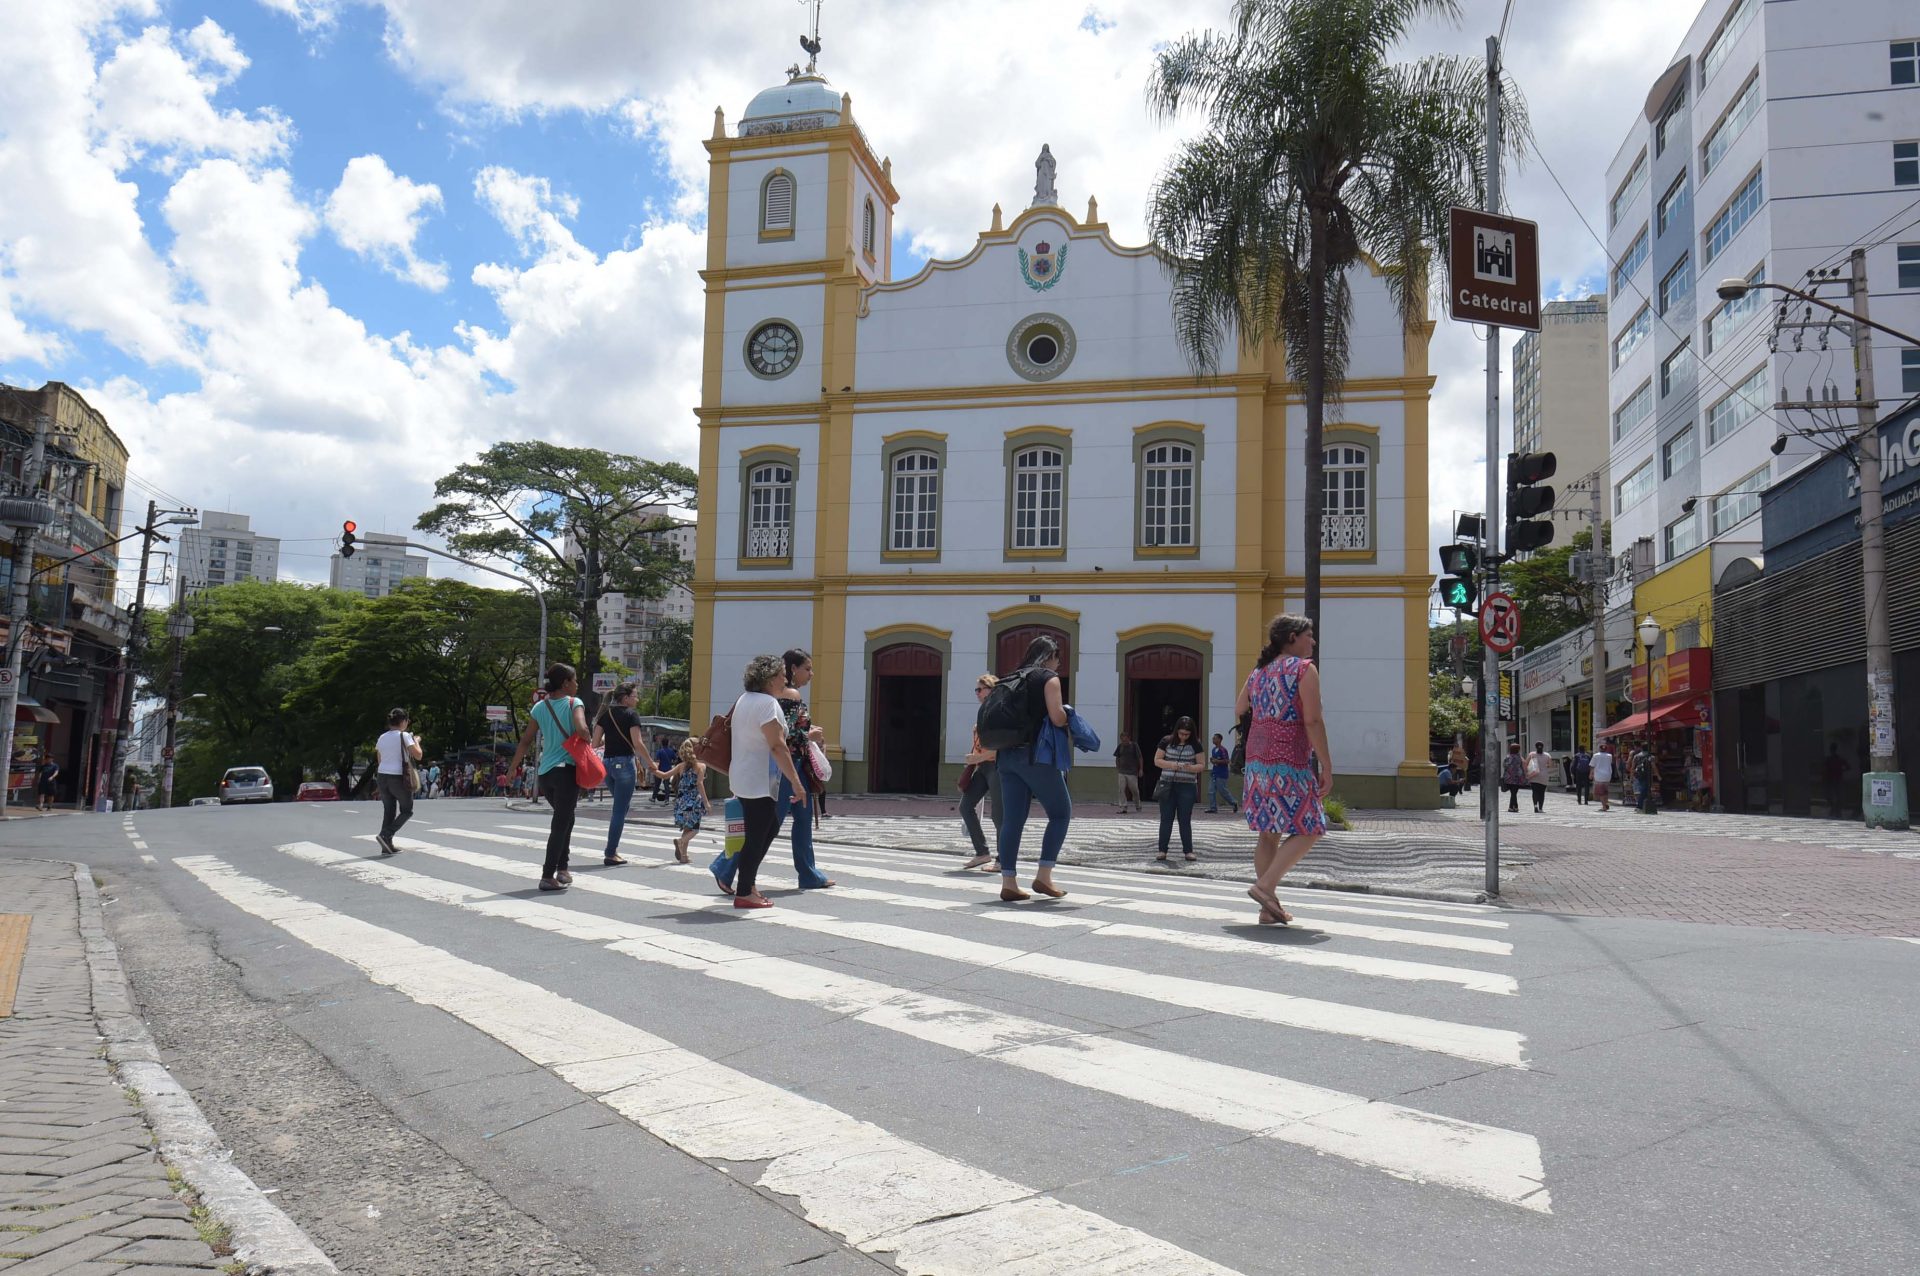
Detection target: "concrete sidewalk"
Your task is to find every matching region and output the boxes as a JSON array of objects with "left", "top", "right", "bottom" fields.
[{"left": 0, "top": 859, "right": 333, "bottom": 1276}]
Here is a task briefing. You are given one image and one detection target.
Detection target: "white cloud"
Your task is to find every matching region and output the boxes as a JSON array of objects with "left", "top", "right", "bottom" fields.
[
  {"left": 324, "top": 154, "right": 450, "bottom": 291},
  {"left": 253, "top": 0, "right": 340, "bottom": 30},
  {"left": 92, "top": 23, "right": 290, "bottom": 172},
  {"left": 473, "top": 167, "right": 583, "bottom": 258}
]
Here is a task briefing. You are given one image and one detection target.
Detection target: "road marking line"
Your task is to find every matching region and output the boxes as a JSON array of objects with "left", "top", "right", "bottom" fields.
[
  {"left": 139, "top": 854, "right": 156, "bottom": 865},
  {"left": 441, "top": 828, "right": 1516, "bottom": 992},
  {"left": 1891, "top": 937, "right": 1920, "bottom": 945},
  {"left": 465, "top": 826, "right": 1507, "bottom": 955},
  {"left": 268, "top": 842, "right": 1550, "bottom": 1208},
  {"left": 339, "top": 839, "right": 1521, "bottom": 1067},
  {"left": 176, "top": 855, "right": 1247, "bottom": 1273}
]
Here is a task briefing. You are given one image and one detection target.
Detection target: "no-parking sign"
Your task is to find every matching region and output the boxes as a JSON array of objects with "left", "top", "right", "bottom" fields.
[{"left": 1479, "top": 592, "right": 1522, "bottom": 654}]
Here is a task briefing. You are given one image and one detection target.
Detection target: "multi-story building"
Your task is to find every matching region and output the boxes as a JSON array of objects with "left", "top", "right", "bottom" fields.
[
  {"left": 0, "top": 381, "right": 133, "bottom": 809},
  {"left": 691, "top": 65, "right": 1436, "bottom": 803},
  {"left": 1512, "top": 296, "right": 1610, "bottom": 484},
  {"left": 1599, "top": 0, "right": 1920, "bottom": 768},
  {"left": 329, "top": 531, "right": 427, "bottom": 598},
  {"left": 178, "top": 511, "right": 279, "bottom": 592},
  {"left": 597, "top": 506, "right": 694, "bottom": 684}
]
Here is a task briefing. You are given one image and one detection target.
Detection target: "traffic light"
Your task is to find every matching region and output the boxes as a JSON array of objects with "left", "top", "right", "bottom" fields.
[
  {"left": 340, "top": 520, "right": 357, "bottom": 558},
  {"left": 1436, "top": 543, "right": 1479, "bottom": 612},
  {"left": 1506, "top": 451, "right": 1558, "bottom": 554}
]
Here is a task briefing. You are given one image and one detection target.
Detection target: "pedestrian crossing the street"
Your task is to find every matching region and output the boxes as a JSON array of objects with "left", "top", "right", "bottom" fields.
[{"left": 166, "top": 811, "right": 1553, "bottom": 1273}]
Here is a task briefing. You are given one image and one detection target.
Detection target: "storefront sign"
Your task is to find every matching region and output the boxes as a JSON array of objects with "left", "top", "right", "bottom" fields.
[
  {"left": 1765, "top": 402, "right": 1920, "bottom": 572},
  {"left": 1629, "top": 648, "right": 1712, "bottom": 704},
  {"left": 1577, "top": 697, "right": 1593, "bottom": 751}
]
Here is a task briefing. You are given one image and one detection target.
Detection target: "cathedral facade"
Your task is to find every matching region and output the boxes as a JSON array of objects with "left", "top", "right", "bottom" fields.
[{"left": 690, "top": 71, "right": 1436, "bottom": 807}]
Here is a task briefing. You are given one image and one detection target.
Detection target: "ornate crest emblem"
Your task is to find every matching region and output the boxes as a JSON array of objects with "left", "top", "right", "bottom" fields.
[{"left": 1018, "top": 239, "right": 1067, "bottom": 291}]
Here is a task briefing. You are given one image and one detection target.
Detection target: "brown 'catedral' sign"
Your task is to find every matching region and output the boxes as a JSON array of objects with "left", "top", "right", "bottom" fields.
[{"left": 1447, "top": 207, "right": 1540, "bottom": 332}]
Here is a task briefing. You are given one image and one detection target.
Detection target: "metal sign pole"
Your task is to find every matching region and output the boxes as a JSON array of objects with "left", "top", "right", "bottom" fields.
[{"left": 1482, "top": 34, "right": 1503, "bottom": 897}]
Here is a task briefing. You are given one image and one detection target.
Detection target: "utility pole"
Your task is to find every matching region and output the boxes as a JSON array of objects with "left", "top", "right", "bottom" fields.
[
  {"left": 1589, "top": 475, "right": 1608, "bottom": 761},
  {"left": 160, "top": 583, "right": 194, "bottom": 809},
  {"left": 1849, "top": 248, "right": 1905, "bottom": 828},
  {"left": 0, "top": 404, "right": 53, "bottom": 818},
  {"left": 1481, "top": 33, "right": 1504, "bottom": 896},
  {"left": 107, "top": 500, "right": 163, "bottom": 809}
]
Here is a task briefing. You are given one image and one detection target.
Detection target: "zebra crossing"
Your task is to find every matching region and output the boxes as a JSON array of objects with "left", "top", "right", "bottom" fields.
[{"left": 168, "top": 811, "right": 1553, "bottom": 1273}]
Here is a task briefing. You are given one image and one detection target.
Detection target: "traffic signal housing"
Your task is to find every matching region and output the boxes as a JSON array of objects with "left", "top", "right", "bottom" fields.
[
  {"left": 340, "top": 520, "right": 357, "bottom": 558},
  {"left": 1506, "top": 451, "right": 1558, "bottom": 554},
  {"left": 1437, "top": 543, "right": 1479, "bottom": 612}
]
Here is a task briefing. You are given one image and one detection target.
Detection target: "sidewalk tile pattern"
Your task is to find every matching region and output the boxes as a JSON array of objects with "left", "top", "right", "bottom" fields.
[{"left": 0, "top": 861, "right": 227, "bottom": 1273}]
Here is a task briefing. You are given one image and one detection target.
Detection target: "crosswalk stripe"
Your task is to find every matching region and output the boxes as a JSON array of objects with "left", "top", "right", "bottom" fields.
[
  {"left": 795, "top": 843, "right": 1508, "bottom": 928},
  {"left": 175, "top": 855, "right": 1247, "bottom": 1274},
  {"left": 261, "top": 841, "right": 1550, "bottom": 1209},
  {"left": 460, "top": 826, "right": 1508, "bottom": 955},
  {"left": 347, "top": 838, "right": 1521, "bottom": 1067},
  {"left": 443, "top": 827, "right": 1518, "bottom": 992}
]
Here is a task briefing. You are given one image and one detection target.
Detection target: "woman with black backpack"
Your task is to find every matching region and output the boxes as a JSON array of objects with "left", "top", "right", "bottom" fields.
[{"left": 980, "top": 635, "right": 1072, "bottom": 901}]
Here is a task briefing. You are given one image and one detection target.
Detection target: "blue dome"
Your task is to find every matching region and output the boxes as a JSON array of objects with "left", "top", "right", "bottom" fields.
[{"left": 739, "top": 75, "right": 841, "bottom": 134}]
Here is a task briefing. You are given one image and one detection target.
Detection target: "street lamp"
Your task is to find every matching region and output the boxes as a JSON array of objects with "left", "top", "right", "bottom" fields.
[
  {"left": 161, "top": 610, "right": 195, "bottom": 808},
  {"left": 1637, "top": 615, "right": 1661, "bottom": 816},
  {"left": 1716, "top": 256, "right": 1917, "bottom": 828}
]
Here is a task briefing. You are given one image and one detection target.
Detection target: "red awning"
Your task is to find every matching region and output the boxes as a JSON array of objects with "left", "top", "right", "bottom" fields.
[{"left": 1598, "top": 696, "right": 1701, "bottom": 738}]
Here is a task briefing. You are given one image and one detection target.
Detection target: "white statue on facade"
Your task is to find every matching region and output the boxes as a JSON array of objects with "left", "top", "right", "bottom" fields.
[{"left": 1032, "top": 144, "right": 1057, "bottom": 207}]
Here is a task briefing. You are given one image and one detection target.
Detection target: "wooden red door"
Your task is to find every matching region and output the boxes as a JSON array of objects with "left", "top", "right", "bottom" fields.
[{"left": 869, "top": 644, "right": 943, "bottom": 793}]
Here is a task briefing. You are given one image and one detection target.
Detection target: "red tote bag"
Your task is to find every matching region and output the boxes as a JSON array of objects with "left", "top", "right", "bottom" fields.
[{"left": 540, "top": 698, "right": 606, "bottom": 789}]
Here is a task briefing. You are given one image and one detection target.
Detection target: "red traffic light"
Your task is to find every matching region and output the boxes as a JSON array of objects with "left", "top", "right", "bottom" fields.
[{"left": 342, "top": 520, "right": 357, "bottom": 533}]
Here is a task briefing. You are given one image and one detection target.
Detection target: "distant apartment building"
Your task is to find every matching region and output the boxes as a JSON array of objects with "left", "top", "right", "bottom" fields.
[
  {"left": 1604, "top": 0, "right": 1920, "bottom": 580},
  {"left": 330, "top": 531, "right": 428, "bottom": 598},
  {"left": 178, "top": 511, "right": 279, "bottom": 592},
  {"left": 595, "top": 507, "right": 694, "bottom": 683},
  {"left": 1512, "top": 296, "right": 1611, "bottom": 490}
]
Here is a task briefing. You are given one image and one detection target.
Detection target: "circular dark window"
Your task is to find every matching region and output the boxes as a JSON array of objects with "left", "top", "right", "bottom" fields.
[
  {"left": 1005, "top": 313, "right": 1075, "bottom": 381},
  {"left": 1026, "top": 333, "right": 1059, "bottom": 365}
]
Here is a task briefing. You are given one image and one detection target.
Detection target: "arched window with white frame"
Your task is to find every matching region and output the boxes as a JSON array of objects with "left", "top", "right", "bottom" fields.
[
  {"left": 1010, "top": 445, "right": 1064, "bottom": 551},
  {"left": 1140, "top": 441, "right": 1195, "bottom": 548},
  {"left": 760, "top": 170, "right": 796, "bottom": 237},
  {"left": 745, "top": 460, "right": 794, "bottom": 560},
  {"left": 1322, "top": 443, "right": 1371, "bottom": 551},
  {"left": 888, "top": 449, "right": 939, "bottom": 552}
]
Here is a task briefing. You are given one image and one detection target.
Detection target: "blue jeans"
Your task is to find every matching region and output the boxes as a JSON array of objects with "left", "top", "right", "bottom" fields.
[
  {"left": 775, "top": 774, "right": 831, "bottom": 888},
  {"left": 1159, "top": 781, "right": 1196, "bottom": 854},
  {"left": 604, "top": 756, "right": 638, "bottom": 854},
  {"left": 1207, "top": 772, "right": 1237, "bottom": 811},
  {"left": 995, "top": 749, "right": 1072, "bottom": 876}
]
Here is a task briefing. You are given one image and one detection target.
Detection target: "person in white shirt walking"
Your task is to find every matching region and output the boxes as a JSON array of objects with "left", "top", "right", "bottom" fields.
[
  {"left": 1591, "top": 744, "right": 1615, "bottom": 811},
  {"left": 374, "top": 708, "right": 423, "bottom": 855},
  {"left": 1526, "top": 741, "right": 1553, "bottom": 813}
]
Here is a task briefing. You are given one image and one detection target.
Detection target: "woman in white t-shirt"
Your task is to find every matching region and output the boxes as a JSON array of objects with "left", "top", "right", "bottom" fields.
[
  {"left": 374, "top": 707, "right": 423, "bottom": 855},
  {"left": 718, "top": 654, "right": 808, "bottom": 911}
]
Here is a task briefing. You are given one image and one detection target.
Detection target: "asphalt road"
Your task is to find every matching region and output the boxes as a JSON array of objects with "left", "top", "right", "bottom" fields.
[{"left": 5, "top": 800, "right": 1917, "bottom": 1275}]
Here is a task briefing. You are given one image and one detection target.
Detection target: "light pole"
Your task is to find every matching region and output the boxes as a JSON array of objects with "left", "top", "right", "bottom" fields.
[
  {"left": 1637, "top": 614, "right": 1661, "bottom": 816},
  {"left": 1716, "top": 254, "right": 1915, "bottom": 829}
]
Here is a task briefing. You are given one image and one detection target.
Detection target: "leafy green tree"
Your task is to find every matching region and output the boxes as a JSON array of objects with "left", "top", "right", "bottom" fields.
[
  {"left": 1502, "top": 526, "right": 1599, "bottom": 651},
  {"left": 415, "top": 443, "right": 696, "bottom": 712},
  {"left": 1146, "top": 0, "right": 1526, "bottom": 644},
  {"left": 284, "top": 579, "right": 572, "bottom": 795},
  {"left": 642, "top": 617, "right": 692, "bottom": 714},
  {"left": 144, "top": 580, "right": 362, "bottom": 803},
  {"left": 1429, "top": 672, "right": 1479, "bottom": 742}
]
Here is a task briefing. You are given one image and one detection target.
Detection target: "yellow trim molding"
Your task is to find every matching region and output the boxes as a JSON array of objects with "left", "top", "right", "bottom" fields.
[
  {"left": 864, "top": 623, "right": 954, "bottom": 645},
  {"left": 1116, "top": 622, "right": 1214, "bottom": 646}
]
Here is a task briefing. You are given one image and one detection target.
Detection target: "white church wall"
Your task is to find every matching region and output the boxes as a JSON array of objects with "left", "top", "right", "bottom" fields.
[
  {"left": 724, "top": 147, "right": 829, "bottom": 267},
  {"left": 713, "top": 422, "right": 822, "bottom": 582},
  {"left": 1315, "top": 595, "right": 1409, "bottom": 775},
  {"left": 720, "top": 283, "right": 826, "bottom": 407},
  {"left": 706, "top": 597, "right": 816, "bottom": 723}
]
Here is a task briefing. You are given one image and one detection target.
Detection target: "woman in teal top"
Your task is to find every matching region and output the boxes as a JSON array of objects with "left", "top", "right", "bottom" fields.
[{"left": 506, "top": 663, "right": 590, "bottom": 891}]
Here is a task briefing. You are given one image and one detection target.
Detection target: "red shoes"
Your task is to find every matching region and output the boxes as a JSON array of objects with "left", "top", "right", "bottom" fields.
[{"left": 732, "top": 895, "right": 773, "bottom": 910}]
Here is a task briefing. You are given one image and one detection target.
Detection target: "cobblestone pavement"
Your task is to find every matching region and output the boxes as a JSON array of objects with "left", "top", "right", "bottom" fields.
[
  {"left": 569, "top": 790, "right": 1920, "bottom": 934},
  {"left": 0, "top": 859, "right": 231, "bottom": 1275}
]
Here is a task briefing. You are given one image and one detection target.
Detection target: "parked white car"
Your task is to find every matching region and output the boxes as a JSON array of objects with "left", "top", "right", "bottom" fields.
[{"left": 218, "top": 767, "right": 274, "bottom": 805}]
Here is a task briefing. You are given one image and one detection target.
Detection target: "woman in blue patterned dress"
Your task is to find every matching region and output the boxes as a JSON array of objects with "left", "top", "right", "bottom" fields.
[{"left": 1234, "top": 613, "right": 1332, "bottom": 925}]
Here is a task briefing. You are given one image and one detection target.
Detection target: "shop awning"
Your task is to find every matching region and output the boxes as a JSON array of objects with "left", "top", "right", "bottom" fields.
[
  {"left": 1598, "top": 696, "right": 1702, "bottom": 738},
  {"left": 12, "top": 696, "right": 58, "bottom": 724}
]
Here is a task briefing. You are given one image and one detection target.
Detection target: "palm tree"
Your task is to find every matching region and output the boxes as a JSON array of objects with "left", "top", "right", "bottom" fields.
[{"left": 1147, "top": 0, "right": 1526, "bottom": 644}]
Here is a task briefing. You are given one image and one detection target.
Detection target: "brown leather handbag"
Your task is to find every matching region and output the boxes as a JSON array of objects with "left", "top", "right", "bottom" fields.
[{"left": 693, "top": 709, "right": 733, "bottom": 775}]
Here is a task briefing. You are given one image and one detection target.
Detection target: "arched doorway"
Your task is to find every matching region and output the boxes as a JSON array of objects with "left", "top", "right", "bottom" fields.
[
  {"left": 1126, "top": 644, "right": 1203, "bottom": 794},
  {"left": 869, "top": 642, "right": 943, "bottom": 793},
  {"left": 995, "top": 625, "right": 1070, "bottom": 700}
]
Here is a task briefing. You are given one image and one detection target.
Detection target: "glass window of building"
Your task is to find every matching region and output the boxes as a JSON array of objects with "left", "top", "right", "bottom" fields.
[
  {"left": 1613, "top": 305, "right": 1651, "bottom": 367},
  {"left": 1900, "top": 244, "right": 1920, "bottom": 289},
  {"left": 1699, "top": 0, "right": 1758, "bottom": 88},
  {"left": 888, "top": 450, "right": 940, "bottom": 552},
  {"left": 1141, "top": 441, "right": 1197, "bottom": 549},
  {"left": 1658, "top": 171, "right": 1690, "bottom": 236},
  {"left": 1011, "top": 446, "right": 1065, "bottom": 551},
  {"left": 1898, "top": 141, "right": 1920, "bottom": 187},
  {"left": 1703, "top": 167, "right": 1763, "bottom": 264},
  {"left": 1661, "top": 341, "right": 1694, "bottom": 398},
  {"left": 1710, "top": 464, "right": 1769, "bottom": 535},
  {"left": 1613, "top": 379, "right": 1654, "bottom": 440},
  {"left": 1903, "top": 348, "right": 1920, "bottom": 394},
  {"left": 1613, "top": 226, "right": 1649, "bottom": 295},
  {"left": 1664, "top": 511, "right": 1700, "bottom": 561},
  {"left": 745, "top": 462, "right": 794, "bottom": 559},
  {"left": 1615, "top": 460, "right": 1654, "bottom": 513},
  {"left": 1896, "top": 41, "right": 1919, "bottom": 86},
  {"left": 1659, "top": 255, "right": 1694, "bottom": 315},
  {"left": 1701, "top": 73, "right": 1760, "bottom": 177},
  {"left": 1662, "top": 425, "right": 1696, "bottom": 478},
  {"left": 1704, "top": 263, "right": 1764, "bottom": 352},
  {"left": 1707, "top": 364, "right": 1768, "bottom": 444},
  {"left": 1611, "top": 151, "right": 1648, "bottom": 228},
  {"left": 1320, "top": 445, "right": 1370, "bottom": 552},
  {"left": 1655, "top": 86, "right": 1687, "bottom": 157}
]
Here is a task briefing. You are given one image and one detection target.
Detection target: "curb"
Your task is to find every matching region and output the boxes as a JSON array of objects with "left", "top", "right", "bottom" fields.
[{"left": 69, "top": 860, "right": 340, "bottom": 1276}]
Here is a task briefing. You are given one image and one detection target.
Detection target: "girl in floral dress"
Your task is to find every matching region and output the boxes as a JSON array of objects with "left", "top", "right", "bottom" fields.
[
  {"left": 668, "top": 739, "right": 710, "bottom": 864},
  {"left": 1234, "top": 613, "right": 1332, "bottom": 925}
]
